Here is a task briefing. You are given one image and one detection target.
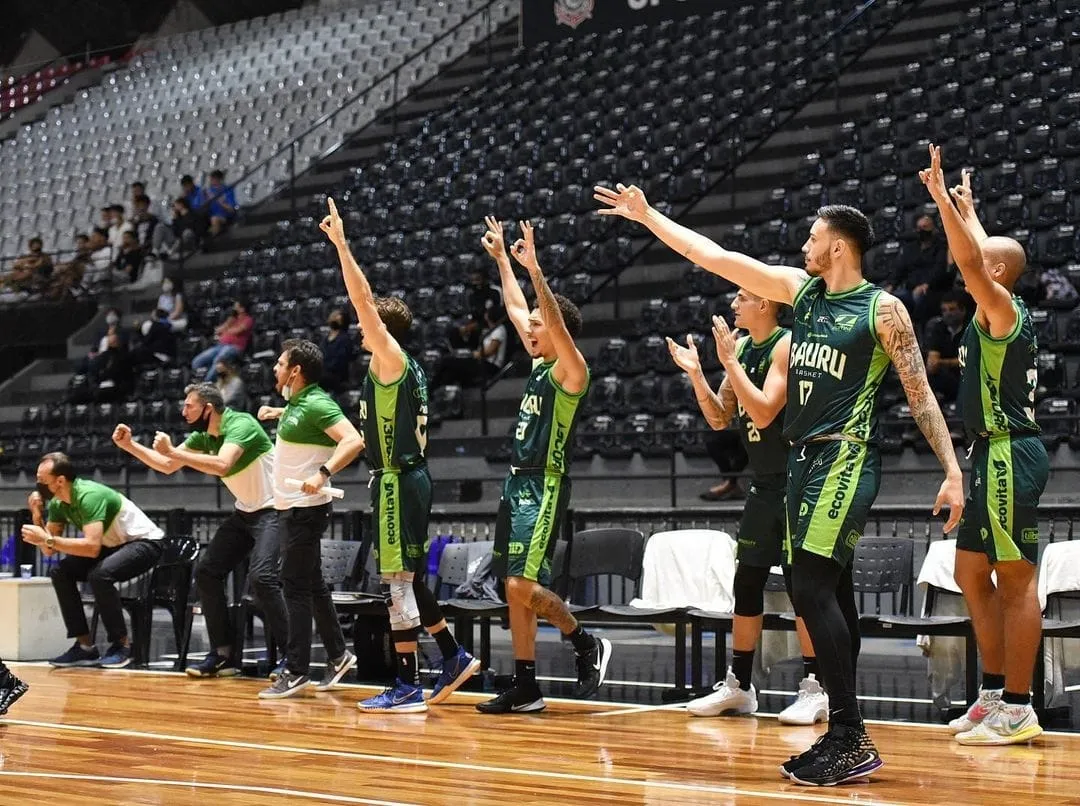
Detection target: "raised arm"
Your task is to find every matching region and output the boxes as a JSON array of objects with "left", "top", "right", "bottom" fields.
[
  {"left": 595, "top": 183, "right": 807, "bottom": 305},
  {"left": 481, "top": 216, "right": 530, "bottom": 346},
  {"left": 320, "top": 198, "right": 404, "bottom": 382},
  {"left": 152, "top": 432, "right": 242, "bottom": 478},
  {"left": 876, "top": 293, "right": 964, "bottom": 533},
  {"left": 510, "top": 221, "right": 588, "bottom": 394},
  {"left": 667, "top": 334, "right": 737, "bottom": 430},
  {"left": 112, "top": 423, "right": 182, "bottom": 474},
  {"left": 920, "top": 145, "right": 1015, "bottom": 335},
  {"left": 713, "top": 321, "right": 789, "bottom": 429},
  {"left": 949, "top": 166, "right": 989, "bottom": 243}
]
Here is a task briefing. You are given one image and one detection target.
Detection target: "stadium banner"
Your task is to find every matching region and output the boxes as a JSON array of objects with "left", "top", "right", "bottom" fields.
[{"left": 520, "top": 0, "right": 721, "bottom": 45}]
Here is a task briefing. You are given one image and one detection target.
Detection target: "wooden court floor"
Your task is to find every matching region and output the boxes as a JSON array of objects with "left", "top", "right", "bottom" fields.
[{"left": 2, "top": 665, "right": 1079, "bottom": 805}]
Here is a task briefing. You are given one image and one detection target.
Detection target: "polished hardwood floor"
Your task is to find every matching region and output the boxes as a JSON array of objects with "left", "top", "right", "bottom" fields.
[{"left": 1, "top": 664, "right": 1078, "bottom": 805}]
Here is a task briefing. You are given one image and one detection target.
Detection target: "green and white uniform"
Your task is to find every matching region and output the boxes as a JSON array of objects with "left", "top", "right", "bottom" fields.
[
  {"left": 359, "top": 351, "right": 432, "bottom": 574},
  {"left": 47, "top": 478, "right": 163, "bottom": 546},
  {"left": 184, "top": 408, "right": 275, "bottom": 511},
  {"left": 784, "top": 278, "right": 888, "bottom": 566},
  {"left": 956, "top": 298, "right": 1048, "bottom": 564},
  {"left": 732, "top": 328, "right": 790, "bottom": 568},
  {"left": 494, "top": 358, "right": 589, "bottom": 586},
  {"left": 273, "top": 384, "right": 346, "bottom": 509}
]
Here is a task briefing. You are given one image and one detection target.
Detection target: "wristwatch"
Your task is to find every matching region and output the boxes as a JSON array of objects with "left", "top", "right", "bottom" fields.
[
  {"left": 318, "top": 465, "right": 332, "bottom": 480},
  {"left": 45, "top": 535, "right": 55, "bottom": 550}
]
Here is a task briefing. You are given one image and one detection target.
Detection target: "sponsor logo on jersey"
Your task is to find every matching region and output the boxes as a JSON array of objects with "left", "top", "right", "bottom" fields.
[
  {"left": 827, "top": 442, "right": 861, "bottom": 520},
  {"left": 992, "top": 458, "right": 1010, "bottom": 531},
  {"left": 834, "top": 314, "right": 859, "bottom": 332},
  {"left": 789, "top": 341, "right": 848, "bottom": 381},
  {"left": 1022, "top": 528, "right": 1039, "bottom": 544},
  {"left": 382, "top": 475, "right": 397, "bottom": 545}
]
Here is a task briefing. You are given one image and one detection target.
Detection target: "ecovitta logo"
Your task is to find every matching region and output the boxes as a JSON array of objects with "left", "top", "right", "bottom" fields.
[{"left": 554, "top": 0, "right": 594, "bottom": 28}]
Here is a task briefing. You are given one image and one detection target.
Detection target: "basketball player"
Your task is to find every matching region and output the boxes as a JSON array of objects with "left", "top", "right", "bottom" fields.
[
  {"left": 920, "top": 145, "right": 1048, "bottom": 745},
  {"left": 319, "top": 198, "right": 479, "bottom": 713},
  {"left": 596, "top": 184, "right": 963, "bottom": 786},
  {"left": 114, "top": 383, "right": 303, "bottom": 681},
  {"left": 668, "top": 289, "right": 826, "bottom": 725},
  {"left": 0, "top": 659, "right": 28, "bottom": 715},
  {"left": 256, "top": 339, "right": 364, "bottom": 699},
  {"left": 476, "top": 217, "right": 610, "bottom": 714}
]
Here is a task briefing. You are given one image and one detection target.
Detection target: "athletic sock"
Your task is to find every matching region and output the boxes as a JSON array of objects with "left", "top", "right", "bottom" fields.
[
  {"left": 731, "top": 650, "right": 754, "bottom": 691},
  {"left": 397, "top": 651, "right": 419, "bottom": 687},
  {"left": 982, "top": 673, "right": 1006, "bottom": 691},
  {"left": 803, "top": 656, "right": 819, "bottom": 680},
  {"left": 432, "top": 626, "right": 459, "bottom": 660},
  {"left": 515, "top": 659, "right": 537, "bottom": 688},
  {"left": 567, "top": 626, "right": 593, "bottom": 654},
  {"left": 1003, "top": 690, "right": 1030, "bottom": 706}
]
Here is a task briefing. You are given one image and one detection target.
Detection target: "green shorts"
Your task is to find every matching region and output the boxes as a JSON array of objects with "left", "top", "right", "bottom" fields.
[
  {"left": 492, "top": 472, "right": 571, "bottom": 587},
  {"left": 956, "top": 434, "right": 1048, "bottom": 564},
  {"left": 786, "top": 439, "right": 881, "bottom": 567},
  {"left": 736, "top": 474, "right": 787, "bottom": 568},
  {"left": 372, "top": 465, "right": 432, "bottom": 574}
]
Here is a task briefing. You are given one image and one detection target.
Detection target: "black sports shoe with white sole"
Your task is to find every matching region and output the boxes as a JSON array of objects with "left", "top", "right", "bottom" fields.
[{"left": 574, "top": 636, "right": 612, "bottom": 699}]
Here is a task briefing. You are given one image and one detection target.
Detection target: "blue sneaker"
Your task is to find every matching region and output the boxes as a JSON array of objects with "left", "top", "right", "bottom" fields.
[
  {"left": 186, "top": 651, "right": 240, "bottom": 678},
  {"left": 49, "top": 642, "right": 101, "bottom": 668},
  {"left": 428, "top": 647, "right": 481, "bottom": 705},
  {"left": 358, "top": 680, "right": 428, "bottom": 713},
  {"left": 269, "top": 658, "right": 288, "bottom": 681},
  {"left": 100, "top": 643, "right": 133, "bottom": 669}
]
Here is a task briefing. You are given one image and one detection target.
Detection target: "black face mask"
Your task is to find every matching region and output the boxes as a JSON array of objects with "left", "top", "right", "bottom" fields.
[
  {"left": 36, "top": 482, "right": 53, "bottom": 502},
  {"left": 192, "top": 405, "right": 212, "bottom": 433},
  {"left": 328, "top": 320, "right": 342, "bottom": 330},
  {"left": 917, "top": 229, "right": 934, "bottom": 243}
]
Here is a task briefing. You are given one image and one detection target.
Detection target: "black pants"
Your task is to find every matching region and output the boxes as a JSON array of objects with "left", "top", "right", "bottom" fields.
[
  {"left": 50, "top": 540, "right": 163, "bottom": 645},
  {"left": 280, "top": 504, "right": 346, "bottom": 675},
  {"left": 195, "top": 508, "right": 288, "bottom": 655},
  {"left": 705, "top": 428, "right": 748, "bottom": 478}
]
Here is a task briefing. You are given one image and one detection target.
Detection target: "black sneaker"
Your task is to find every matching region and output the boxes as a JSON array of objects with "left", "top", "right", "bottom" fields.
[
  {"left": 49, "top": 642, "right": 101, "bottom": 667},
  {"left": 0, "top": 673, "right": 29, "bottom": 716},
  {"left": 780, "top": 731, "right": 835, "bottom": 778},
  {"left": 186, "top": 651, "right": 240, "bottom": 678},
  {"left": 574, "top": 636, "right": 612, "bottom": 699},
  {"left": 789, "top": 724, "right": 883, "bottom": 786},
  {"left": 476, "top": 685, "right": 546, "bottom": 714}
]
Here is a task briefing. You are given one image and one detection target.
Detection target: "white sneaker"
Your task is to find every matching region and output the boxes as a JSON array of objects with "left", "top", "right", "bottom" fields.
[
  {"left": 686, "top": 670, "right": 757, "bottom": 718},
  {"left": 949, "top": 688, "right": 1002, "bottom": 734},
  {"left": 955, "top": 702, "right": 1043, "bottom": 746},
  {"left": 777, "top": 674, "right": 829, "bottom": 725}
]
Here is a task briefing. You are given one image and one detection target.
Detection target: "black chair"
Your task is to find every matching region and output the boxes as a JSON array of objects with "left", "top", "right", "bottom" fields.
[
  {"left": 149, "top": 535, "right": 200, "bottom": 671},
  {"left": 438, "top": 540, "right": 506, "bottom": 671}
]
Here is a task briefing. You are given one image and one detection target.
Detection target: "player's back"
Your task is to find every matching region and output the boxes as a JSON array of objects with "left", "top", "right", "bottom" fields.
[{"left": 360, "top": 351, "right": 429, "bottom": 471}]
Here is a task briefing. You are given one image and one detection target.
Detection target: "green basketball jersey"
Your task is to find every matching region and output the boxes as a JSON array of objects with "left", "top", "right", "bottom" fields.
[
  {"left": 359, "top": 351, "right": 429, "bottom": 470},
  {"left": 734, "top": 328, "right": 789, "bottom": 476},
  {"left": 784, "top": 278, "right": 890, "bottom": 444},
  {"left": 958, "top": 297, "right": 1040, "bottom": 436},
  {"left": 511, "top": 358, "right": 589, "bottom": 474}
]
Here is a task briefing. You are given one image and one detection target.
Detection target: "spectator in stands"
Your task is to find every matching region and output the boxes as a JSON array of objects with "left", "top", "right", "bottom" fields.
[
  {"left": 162, "top": 198, "right": 207, "bottom": 257},
  {"left": 91, "top": 329, "right": 134, "bottom": 401},
  {"left": 113, "top": 230, "right": 144, "bottom": 285},
  {"left": 157, "top": 278, "right": 187, "bottom": 331},
  {"left": 449, "top": 268, "right": 503, "bottom": 351},
  {"left": 81, "top": 227, "right": 119, "bottom": 293},
  {"left": 319, "top": 308, "right": 357, "bottom": 394},
  {"left": 885, "top": 214, "right": 954, "bottom": 325},
  {"left": 192, "top": 299, "right": 253, "bottom": 381},
  {"left": 134, "top": 308, "right": 177, "bottom": 367},
  {"left": 47, "top": 234, "right": 89, "bottom": 299},
  {"left": 131, "top": 194, "right": 163, "bottom": 253},
  {"left": 205, "top": 170, "right": 238, "bottom": 237},
  {"left": 924, "top": 290, "right": 971, "bottom": 405},
  {"left": 180, "top": 174, "right": 204, "bottom": 211},
  {"left": 215, "top": 357, "right": 246, "bottom": 409},
  {"left": 106, "top": 205, "right": 134, "bottom": 253},
  {"left": 433, "top": 307, "right": 507, "bottom": 389},
  {"left": 6, "top": 237, "right": 53, "bottom": 294},
  {"left": 130, "top": 181, "right": 146, "bottom": 205},
  {"left": 79, "top": 307, "right": 129, "bottom": 374}
]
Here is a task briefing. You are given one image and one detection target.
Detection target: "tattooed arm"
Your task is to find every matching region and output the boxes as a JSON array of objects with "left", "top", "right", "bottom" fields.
[
  {"left": 511, "top": 221, "right": 588, "bottom": 394},
  {"left": 876, "top": 294, "right": 964, "bottom": 532},
  {"left": 666, "top": 334, "right": 737, "bottom": 429}
]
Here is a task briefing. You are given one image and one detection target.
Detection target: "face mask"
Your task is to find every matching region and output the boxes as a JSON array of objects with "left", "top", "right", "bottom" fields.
[
  {"left": 192, "top": 405, "right": 212, "bottom": 432},
  {"left": 106, "top": 313, "right": 119, "bottom": 326},
  {"left": 281, "top": 369, "right": 297, "bottom": 402},
  {"left": 917, "top": 229, "right": 934, "bottom": 242},
  {"left": 35, "top": 482, "right": 53, "bottom": 502},
  {"left": 942, "top": 311, "right": 963, "bottom": 327},
  {"left": 328, "top": 319, "right": 342, "bottom": 330},
  {"left": 162, "top": 280, "right": 174, "bottom": 293}
]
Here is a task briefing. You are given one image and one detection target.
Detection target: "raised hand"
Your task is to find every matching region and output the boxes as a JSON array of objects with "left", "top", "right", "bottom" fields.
[
  {"left": 152, "top": 431, "right": 175, "bottom": 457},
  {"left": 319, "top": 197, "right": 347, "bottom": 246},
  {"left": 27, "top": 490, "right": 44, "bottom": 515},
  {"left": 918, "top": 143, "right": 949, "bottom": 202},
  {"left": 112, "top": 423, "right": 132, "bottom": 448},
  {"left": 594, "top": 183, "right": 650, "bottom": 222},
  {"left": 711, "top": 315, "right": 739, "bottom": 367},
  {"left": 950, "top": 167, "right": 976, "bottom": 219},
  {"left": 666, "top": 334, "right": 702, "bottom": 375},
  {"left": 481, "top": 215, "right": 508, "bottom": 262},
  {"left": 510, "top": 220, "right": 540, "bottom": 272}
]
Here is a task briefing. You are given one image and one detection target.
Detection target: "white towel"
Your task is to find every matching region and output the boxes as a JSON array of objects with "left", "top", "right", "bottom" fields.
[{"left": 629, "top": 529, "right": 737, "bottom": 612}]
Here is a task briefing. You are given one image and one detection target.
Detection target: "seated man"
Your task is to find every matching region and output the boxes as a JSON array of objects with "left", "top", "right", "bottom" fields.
[
  {"left": 924, "top": 290, "right": 971, "bottom": 404},
  {"left": 113, "top": 230, "right": 145, "bottom": 285},
  {"left": 7, "top": 237, "right": 53, "bottom": 294},
  {"left": 433, "top": 307, "right": 507, "bottom": 389},
  {"left": 22, "top": 453, "right": 164, "bottom": 669},
  {"left": 205, "top": 170, "right": 239, "bottom": 236}
]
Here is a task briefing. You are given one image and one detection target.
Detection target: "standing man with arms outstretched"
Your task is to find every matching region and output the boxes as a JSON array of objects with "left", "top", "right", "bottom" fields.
[
  {"left": 596, "top": 184, "right": 963, "bottom": 786},
  {"left": 476, "top": 217, "right": 610, "bottom": 714},
  {"left": 669, "top": 290, "right": 825, "bottom": 725},
  {"left": 320, "top": 198, "right": 479, "bottom": 713},
  {"left": 257, "top": 339, "right": 364, "bottom": 699},
  {"left": 921, "top": 145, "right": 1047, "bottom": 746},
  {"left": 113, "top": 382, "right": 291, "bottom": 679}
]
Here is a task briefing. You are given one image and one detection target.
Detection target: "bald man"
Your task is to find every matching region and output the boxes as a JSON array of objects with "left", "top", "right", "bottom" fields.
[{"left": 921, "top": 145, "right": 1048, "bottom": 747}]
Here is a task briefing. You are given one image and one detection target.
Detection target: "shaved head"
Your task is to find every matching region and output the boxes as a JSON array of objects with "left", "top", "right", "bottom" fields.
[{"left": 982, "top": 236, "right": 1026, "bottom": 289}]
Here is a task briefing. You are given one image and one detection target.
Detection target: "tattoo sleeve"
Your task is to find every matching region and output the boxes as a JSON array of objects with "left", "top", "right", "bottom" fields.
[
  {"left": 531, "top": 268, "right": 563, "bottom": 332},
  {"left": 527, "top": 585, "right": 578, "bottom": 633},
  {"left": 694, "top": 373, "right": 736, "bottom": 430},
  {"left": 878, "top": 298, "right": 959, "bottom": 474}
]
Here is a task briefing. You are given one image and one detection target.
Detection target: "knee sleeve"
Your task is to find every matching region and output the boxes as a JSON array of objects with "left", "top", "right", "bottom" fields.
[
  {"left": 732, "top": 564, "right": 771, "bottom": 617},
  {"left": 412, "top": 575, "right": 445, "bottom": 627},
  {"left": 381, "top": 573, "right": 421, "bottom": 630}
]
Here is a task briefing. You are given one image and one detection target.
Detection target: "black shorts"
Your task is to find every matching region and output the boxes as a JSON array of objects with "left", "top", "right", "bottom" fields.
[{"left": 736, "top": 474, "right": 787, "bottom": 568}]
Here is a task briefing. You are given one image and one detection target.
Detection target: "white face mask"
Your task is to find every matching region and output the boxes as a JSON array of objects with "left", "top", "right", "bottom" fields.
[
  {"left": 106, "top": 313, "right": 119, "bottom": 325},
  {"left": 281, "top": 369, "right": 297, "bottom": 402},
  {"left": 162, "top": 280, "right": 174, "bottom": 293}
]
